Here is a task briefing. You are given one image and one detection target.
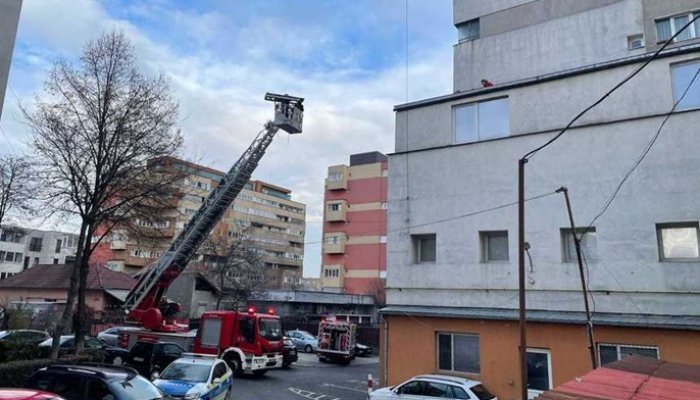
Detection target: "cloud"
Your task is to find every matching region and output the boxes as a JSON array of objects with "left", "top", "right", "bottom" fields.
[{"left": 1, "top": 0, "right": 454, "bottom": 278}]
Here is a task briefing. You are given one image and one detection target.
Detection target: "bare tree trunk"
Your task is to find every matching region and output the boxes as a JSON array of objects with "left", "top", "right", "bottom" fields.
[
  {"left": 50, "top": 224, "right": 87, "bottom": 360},
  {"left": 74, "top": 222, "right": 96, "bottom": 353},
  {"left": 216, "top": 270, "right": 224, "bottom": 310}
]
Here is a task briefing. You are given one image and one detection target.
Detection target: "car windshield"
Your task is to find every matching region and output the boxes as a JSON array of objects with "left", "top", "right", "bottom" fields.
[
  {"left": 300, "top": 332, "right": 315, "bottom": 339},
  {"left": 470, "top": 384, "right": 496, "bottom": 400},
  {"left": 159, "top": 362, "right": 211, "bottom": 383},
  {"left": 258, "top": 318, "right": 283, "bottom": 341},
  {"left": 108, "top": 375, "right": 164, "bottom": 400}
]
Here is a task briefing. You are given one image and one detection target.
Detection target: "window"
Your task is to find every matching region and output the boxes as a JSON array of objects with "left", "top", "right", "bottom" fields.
[
  {"left": 328, "top": 203, "right": 341, "bottom": 212},
  {"left": 672, "top": 61, "right": 700, "bottom": 110},
  {"left": 657, "top": 222, "right": 699, "bottom": 260},
  {"left": 55, "top": 239, "right": 62, "bottom": 253},
  {"left": 412, "top": 234, "right": 436, "bottom": 263},
  {"left": 527, "top": 349, "right": 552, "bottom": 393},
  {"left": 627, "top": 34, "right": 644, "bottom": 50},
  {"left": 327, "top": 172, "right": 343, "bottom": 182},
  {"left": 656, "top": 12, "right": 700, "bottom": 43},
  {"left": 480, "top": 231, "right": 509, "bottom": 262},
  {"left": 212, "top": 362, "right": 227, "bottom": 381},
  {"left": 0, "top": 273, "right": 6, "bottom": 280},
  {"left": 5, "top": 252, "right": 13, "bottom": 262},
  {"left": 29, "top": 237, "right": 43, "bottom": 252},
  {"left": 0, "top": 251, "right": 4, "bottom": 261},
  {"left": 598, "top": 343, "right": 659, "bottom": 366},
  {"left": 397, "top": 381, "right": 428, "bottom": 395},
  {"left": 200, "top": 318, "right": 222, "bottom": 347},
  {"left": 324, "top": 268, "right": 340, "bottom": 278},
  {"left": 437, "top": 333, "right": 479, "bottom": 374},
  {"left": 0, "top": 230, "right": 23, "bottom": 243},
  {"left": 53, "top": 258, "right": 59, "bottom": 264},
  {"left": 561, "top": 227, "right": 597, "bottom": 262},
  {"left": 13, "top": 253, "right": 21, "bottom": 263},
  {"left": 454, "top": 98, "right": 510, "bottom": 144},
  {"left": 86, "top": 379, "right": 112, "bottom": 400},
  {"left": 457, "top": 18, "right": 480, "bottom": 42}
]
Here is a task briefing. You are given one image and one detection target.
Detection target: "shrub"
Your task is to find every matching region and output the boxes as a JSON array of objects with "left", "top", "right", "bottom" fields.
[
  {"left": 0, "top": 354, "right": 99, "bottom": 388},
  {"left": 0, "top": 341, "right": 46, "bottom": 363}
]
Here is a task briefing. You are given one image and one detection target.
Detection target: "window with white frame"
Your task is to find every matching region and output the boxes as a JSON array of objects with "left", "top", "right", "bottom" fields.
[
  {"left": 457, "top": 18, "right": 480, "bottom": 42},
  {"left": 655, "top": 11, "right": 700, "bottom": 43},
  {"left": 598, "top": 343, "right": 659, "bottom": 366},
  {"left": 480, "top": 231, "right": 509, "bottom": 262},
  {"left": 657, "top": 222, "right": 700, "bottom": 260},
  {"left": 627, "top": 34, "right": 644, "bottom": 50},
  {"left": 561, "top": 227, "right": 597, "bottom": 262},
  {"left": 527, "top": 349, "right": 552, "bottom": 393},
  {"left": 454, "top": 98, "right": 510, "bottom": 144},
  {"left": 327, "top": 172, "right": 343, "bottom": 182},
  {"left": 328, "top": 202, "right": 341, "bottom": 212},
  {"left": 412, "top": 234, "right": 436, "bottom": 263},
  {"left": 437, "top": 332, "right": 479, "bottom": 374},
  {"left": 671, "top": 61, "right": 700, "bottom": 110}
]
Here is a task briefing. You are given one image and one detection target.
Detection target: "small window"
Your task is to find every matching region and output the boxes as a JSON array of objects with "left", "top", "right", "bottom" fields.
[
  {"left": 561, "top": 227, "right": 597, "bottom": 262},
  {"left": 328, "top": 203, "right": 341, "bottom": 212},
  {"left": 480, "top": 231, "right": 509, "bottom": 262},
  {"left": 598, "top": 343, "right": 659, "bottom": 365},
  {"left": 627, "top": 34, "right": 644, "bottom": 50},
  {"left": 200, "top": 318, "right": 222, "bottom": 347},
  {"left": 457, "top": 18, "right": 480, "bottom": 42},
  {"left": 412, "top": 234, "right": 436, "bottom": 263},
  {"left": 437, "top": 332, "right": 480, "bottom": 374},
  {"left": 29, "top": 237, "right": 43, "bottom": 252},
  {"left": 55, "top": 239, "right": 62, "bottom": 253},
  {"left": 527, "top": 349, "right": 552, "bottom": 393},
  {"left": 5, "top": 252, "right": 13, "bottom": 262},
  {"left": 671, "top": 61, "right": 700, "bottom": 111},
  {"left": 454, "top": 98, "right": 510, "bottom": 144},
  {"left": 327, "top": 172, "right": 343, "bottom": 182},
  {"left": 13, "top": 253, "right": 22, "bottom": 263},
  {"left": 657, "top": 222, "right": 700, "bottom": 260}
]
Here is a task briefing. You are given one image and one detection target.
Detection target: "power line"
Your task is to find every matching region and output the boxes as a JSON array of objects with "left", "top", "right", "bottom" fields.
[{"left": 522, "top": 14, "right": 700, "bottom": 161}]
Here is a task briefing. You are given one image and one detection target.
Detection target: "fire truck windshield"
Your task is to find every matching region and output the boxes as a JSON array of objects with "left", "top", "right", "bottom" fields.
[{"left": 258, "top": 318, "right": 282, "bottom": 341}]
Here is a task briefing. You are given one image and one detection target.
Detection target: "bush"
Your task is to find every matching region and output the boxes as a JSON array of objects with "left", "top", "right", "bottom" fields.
[
  {"left": 0, "top": 354, "right": 103, "bottom": 388},
  {"left": 0, "top": 341, "right": 46, "bottom": 363}
]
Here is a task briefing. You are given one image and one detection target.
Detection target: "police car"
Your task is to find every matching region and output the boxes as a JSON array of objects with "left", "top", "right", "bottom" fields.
[{"left": 153, "top": 354, "right": 233, "bottom": 400}]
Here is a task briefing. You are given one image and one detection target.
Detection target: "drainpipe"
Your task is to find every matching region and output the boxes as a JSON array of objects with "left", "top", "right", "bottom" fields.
[{"left": 382, "top": 316, "right": 389, "bottom": 386}]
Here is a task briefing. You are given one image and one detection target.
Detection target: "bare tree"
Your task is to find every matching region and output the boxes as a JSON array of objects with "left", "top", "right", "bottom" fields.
[
  {"left": 23, "top": 31, "right": 183, "bottom": 358},
  {"left": 202, "top": 230, "right": 266, "bottom": 310},
  {"left": 0, "top": 155, "right": 34, "bottom": 227}
]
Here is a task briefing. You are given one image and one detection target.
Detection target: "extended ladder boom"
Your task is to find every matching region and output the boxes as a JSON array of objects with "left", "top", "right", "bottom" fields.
[{"left": 123, "top": 93, "right": 304, "bottom": 331}]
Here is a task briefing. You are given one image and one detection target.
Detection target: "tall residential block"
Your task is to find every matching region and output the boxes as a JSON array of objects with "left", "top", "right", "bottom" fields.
[
  {"left": 383, "top": 1, "right": 700, "bottom": 398},
  {"left": 0, "top": 0, "right": 22, "bottom": 120},
  {"left": 102, "top": 157, "right": 306, "bottom": 289},
  {"left": 321, "top": 152, "right": 387, "bottom": 298},
  {"left": 0, "top": 226, "right": 79, "bottom": 279}
]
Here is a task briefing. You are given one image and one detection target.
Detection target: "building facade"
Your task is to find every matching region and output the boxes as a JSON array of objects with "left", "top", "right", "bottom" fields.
[
  {"left": 103, "top": 157, "right": 306, "bottom": 289},
  {"left": 383, "top": 1, "right": 700, "bottom": 399},
  {"left": 0, "top": 226, "right": 79, "bottom": 279},
  {"left": 321, "top": 152, "right": 387, "bottom": 298},
  {"left": 0, "top": 0, "right": 22, "bottom": 120}
]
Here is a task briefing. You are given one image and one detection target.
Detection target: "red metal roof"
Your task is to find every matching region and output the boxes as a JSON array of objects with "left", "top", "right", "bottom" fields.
[
  {"left": 536, "top": 357, "right": 700, "bottom": 400},
  {"left": 0, "top": 264, "right": 135, "bottom": 291}
]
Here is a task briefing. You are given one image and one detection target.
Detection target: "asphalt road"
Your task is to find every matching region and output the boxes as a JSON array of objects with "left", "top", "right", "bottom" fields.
[{"left": 232, "top": 352, "right": 379, "bottom": 400}]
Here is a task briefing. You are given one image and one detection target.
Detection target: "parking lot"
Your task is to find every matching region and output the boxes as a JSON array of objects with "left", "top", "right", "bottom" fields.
[{"left": 233, "top": 353, "right": 379, "bottom": 400}]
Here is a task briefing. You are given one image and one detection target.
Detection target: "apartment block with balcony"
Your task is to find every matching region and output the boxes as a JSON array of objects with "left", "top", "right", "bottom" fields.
[
  {"left": 103, "top": 157, "right": 306, "bottom": 289},
  {"left": 382, "top": 1, "right": 700, "bottom": 398},
  {"left": 321, "top": 152, "right": 387, "bottom": 298},
  {"left": 0, "top": 226, "right": 79, "bottom": 279}
]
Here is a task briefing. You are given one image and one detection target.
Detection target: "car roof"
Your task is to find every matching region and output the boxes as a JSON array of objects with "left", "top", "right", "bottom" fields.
[
  {"left": 413, "top": 374, "right": 482, "bottom": 387},
  {"left": 39, "top": 364, "right": 139, "bottom": 380},
  {"left": 172, "top": 356, "right": 218, "bottom": 366}
]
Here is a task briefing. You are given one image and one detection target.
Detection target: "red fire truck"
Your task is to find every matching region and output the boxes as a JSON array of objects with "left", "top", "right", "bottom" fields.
[
  {"left": 317, "top": 317, "right": 356, "bottom": 364},
  {"left": 116, "top": 93, "right": 304, "bottom": 377}
]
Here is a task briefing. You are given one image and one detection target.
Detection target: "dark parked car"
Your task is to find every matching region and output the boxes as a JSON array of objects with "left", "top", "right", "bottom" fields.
[
  {"left": 124, "top": 340, "right": 184, "bottom": 379},
  {"left": 0, "top": 329, "right": 50, "bottom": 345},
  {"left": 37, "top": 336, "right": 128, "bottom": 365},
  {"left": 282, "top": 336, "right": 298, "bottom": 368},
  {"left": 354, "top": 342, "right": 372, "bottom": 357},
  {"left": 25, "top": 364, "right": 167, "bottom": 400}
]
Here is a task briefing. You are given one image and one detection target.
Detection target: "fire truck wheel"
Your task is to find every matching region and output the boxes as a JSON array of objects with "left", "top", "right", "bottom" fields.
[{"left": 224, "top": 354, "right": 243, "bottom": 377}]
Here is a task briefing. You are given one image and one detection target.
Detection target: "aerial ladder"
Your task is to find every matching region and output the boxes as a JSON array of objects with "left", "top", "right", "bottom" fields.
[{"left": 122, "top": 93, "right": 304, "bottom": 332}]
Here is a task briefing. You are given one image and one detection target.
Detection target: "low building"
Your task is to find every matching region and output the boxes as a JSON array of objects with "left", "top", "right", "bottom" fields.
[
  {"left": 163, "top": 269, "right": 219, "bottom": 322},
  {"left": 0, "top": 226, "right": 79, "bottom": 279}
]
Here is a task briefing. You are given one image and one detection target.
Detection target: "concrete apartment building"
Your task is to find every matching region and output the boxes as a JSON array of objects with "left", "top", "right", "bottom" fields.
[
  {"left": 104, "top": 158, "right": 306, "bottom": 289},
  {"left": 0, "top": 226, "right": 79, "bottom": 279},
  {"left": 382, "top": 1, "right": 700, "bottom": 398},
  {"left": 321, "top": 152, "right": 387, "bottom": 298},
  {"left": 0, "top": 0, "right": 22, "bottom": 119}
]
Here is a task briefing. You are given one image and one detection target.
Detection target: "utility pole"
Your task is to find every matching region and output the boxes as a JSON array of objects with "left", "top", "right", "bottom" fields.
[
  {"left": 556, "top": 186, "right": 597, "bottom": 369},
  {"left": 517, "top": 158, "right": 528, "bottom": 400}
]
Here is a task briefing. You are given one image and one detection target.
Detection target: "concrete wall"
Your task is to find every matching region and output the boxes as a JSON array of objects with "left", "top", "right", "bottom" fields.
[
  {"left": 388, "top": 53, "right": 700, "bottom": 317},
  {"left": 0, "top": 0, "right": 21, "bottom": 120},
  {"left": 453, "top": 0, "right": 534, "bottom": 25}
]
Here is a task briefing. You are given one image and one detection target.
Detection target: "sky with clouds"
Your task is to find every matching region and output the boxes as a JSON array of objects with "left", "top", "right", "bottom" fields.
[{"left": 0, "top": 0, "right": 455, "bottom": 278}]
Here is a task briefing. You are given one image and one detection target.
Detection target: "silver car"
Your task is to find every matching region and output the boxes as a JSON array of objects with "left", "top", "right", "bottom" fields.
[
  {"left": 96, "top": 326, "right": 141, "bottom": 346},
  {"left": 285, "top": 329, "right": 318, "bottom": 353},
  {"left": 371, "top": 374, "right": 497, "bottom": 400}
]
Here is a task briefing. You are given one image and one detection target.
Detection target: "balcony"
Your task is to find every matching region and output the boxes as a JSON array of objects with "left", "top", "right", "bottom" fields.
[
  {"left": 325, "top": 200, "right": 347, "bottom": 222},
  {"left": 325, "top": 166, "right": 348, "bottom": 191},
  {"left": 323, "top": 234, "right": 346, "bottom": 254},
  {"left": 110, "top": 241, "right": 127, "bottom": 250}
]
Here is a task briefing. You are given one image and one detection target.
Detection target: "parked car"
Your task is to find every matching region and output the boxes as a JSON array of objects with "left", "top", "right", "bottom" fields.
[
  {"left": 354, "top": 342, "right": 372, "bottom": 357},
  {"left": 153, "top": 354, "right": 233, "bottom": 400},
  {"left": 0, "top": 389, "right": 65, "bottom": 400},
  {"left": 37, "top": 336, "right": 128, "bottom": 365},
  {"left": 0, "top": 330, "right": 50, "bottom": 345},
  {"left": 96, "top": 326, "right": 141, "bottom": 347},
  {"left": 25, "top": 364, "right": 167, "bottom": 400},
  {"left": 370, "top": 374, "right": 497, "bottom": 400},
  {"left": 124, "top": 340, "right": 184, "bottom": 379},
  {"left": 282, "top": 336, "right": 298, "bottom": 368},
  {"left": 285, "top": 329, "right": 318, "bottom": 353}
]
